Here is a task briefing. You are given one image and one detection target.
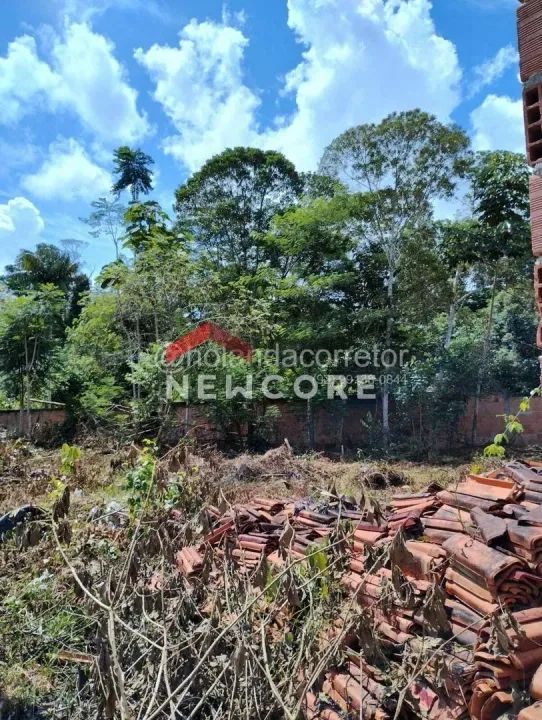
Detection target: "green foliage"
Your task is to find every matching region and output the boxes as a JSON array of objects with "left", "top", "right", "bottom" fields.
[
  {"left": 64, "top": 292, "right": 127, "bottom": 424},
  {"left": 126, "top": 344, "right": 168, "bottom": 425},
  {"left": 320, "top": 109, "right": 471, "bottom": 209},
  {"left": 0, "top": 565, "right": 87, "bottom": 693},
  {"left": 175, "top": 146, "right": 303, "bottom": 273},
  {"left": 483, "top": 386, "right": 542, "bottom": 458},
  {"left": 124, "top": 440, "right": 157, "bottom": 515},
  {"left": 122, "top": 200, "right": 174, "bottom": 254},
  {"left": 2, "top": 243, "right": 90, "bottom": 324},
  {"left": 59, "top": 443, "right": 81, "bottom": 477},
  {"left": 0, "top": 126, "right": 537, "bottom": 456},
  {"left": 112, "top": 145, "right": 154, "bottom": 202},
  {"left": 0, "top": 285, "right": 66, "bottom": 406},
  {"left": 470, "top": 150, "right": 530, "bottom": 229},
  {"left": 124, "top": 441, "right": 195, "bottom": 516}
]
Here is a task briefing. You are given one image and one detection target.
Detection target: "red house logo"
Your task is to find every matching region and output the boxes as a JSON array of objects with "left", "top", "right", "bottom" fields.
[{"left": 164, "top": 321, "right": 253, "bottom": 364}]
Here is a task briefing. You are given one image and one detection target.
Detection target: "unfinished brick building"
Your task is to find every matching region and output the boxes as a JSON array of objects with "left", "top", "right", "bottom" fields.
[{"left": 520, "top": 0, "right": 542, "bottom": 372}]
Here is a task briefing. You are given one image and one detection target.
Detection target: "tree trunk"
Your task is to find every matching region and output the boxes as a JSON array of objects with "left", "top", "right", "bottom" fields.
[
  {"left": 382, "top": 268, "right": 394, "bottom": 446},
  {"left": 135, "top": 315, "right": 141, "bottom": 401},
  {"left": 24, "top": 338, "right": 31, "bottom": 437},
  {"left": 444, "top": 268, "right": 461, "bottom": 351},
  {"left": 154, "top": 310, "right": 160, "bottom": 344},
  {"left": 338, "top": 403, "right": 345, "bottom": 460},
  {"left": 19, "top": 372, "right": 24, "bottom": 436},
  {"left": 471, "top": 272, "right": 498, "bottom": 445}
]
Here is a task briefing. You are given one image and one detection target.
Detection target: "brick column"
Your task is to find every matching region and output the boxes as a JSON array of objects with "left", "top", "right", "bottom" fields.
[{"left": 518, "top": 0, "right": 542, "bottom": 383}]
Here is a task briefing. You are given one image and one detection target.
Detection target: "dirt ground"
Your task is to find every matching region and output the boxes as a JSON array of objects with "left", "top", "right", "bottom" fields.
[
  {"left": 0, "top": 436, "right": 529, "bottom": 718},
  {"left": 0, "top": 437, "right": 474, "bottom": 516}
]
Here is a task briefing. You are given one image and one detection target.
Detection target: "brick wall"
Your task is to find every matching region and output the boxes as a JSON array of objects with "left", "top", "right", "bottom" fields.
[
  {"left": 457, "top": 395, "right": 542, "bottom": 446},
  {"left": 173, "top": 399, "right": 378, "bottom": 451},
  {"left": 173, "top": 395, "right": 542, "bottom": 451},
  {"left": 0, "top": 408, "right": 66, "bottom": 436},
  {"left": 261, "top": 399, "right": 378, "bottom": 451}
]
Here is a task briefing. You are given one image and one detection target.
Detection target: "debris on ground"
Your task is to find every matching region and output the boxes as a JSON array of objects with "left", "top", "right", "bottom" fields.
[
  {"left": 166, "top": 459, "right": 542, "bottom": 719},
  {"left": 4, "top": 440, "right": 542, "bottom": 719}
]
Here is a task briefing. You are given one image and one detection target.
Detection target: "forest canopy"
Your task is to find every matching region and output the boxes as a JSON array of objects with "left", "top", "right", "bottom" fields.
[{"left": 0, "top": 110, "right": 537, "bottom": 454}]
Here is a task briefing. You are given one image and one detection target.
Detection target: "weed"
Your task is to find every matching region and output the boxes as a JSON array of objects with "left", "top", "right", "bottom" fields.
[{"left": 59, "top": 443, "right": 81, "bottom": 478}]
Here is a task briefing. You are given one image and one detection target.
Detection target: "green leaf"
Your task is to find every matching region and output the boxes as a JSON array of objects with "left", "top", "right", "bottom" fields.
[
  {"left": 484, "top": 443, "right": 506, "bottom": 458},
  {"left": 519, "top": 399, "right": 530, "bottom": 412},
  {"left": 308, "top": 546, "right": 328, "bottom": 574},
  {"left": 506, "top": 420, "right": 524, "bottom": 435}
]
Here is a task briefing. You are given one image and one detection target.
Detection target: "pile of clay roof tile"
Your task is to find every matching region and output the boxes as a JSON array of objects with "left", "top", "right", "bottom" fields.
[{"left": 169, "top": 461, "right": 542, "bottom": 718}]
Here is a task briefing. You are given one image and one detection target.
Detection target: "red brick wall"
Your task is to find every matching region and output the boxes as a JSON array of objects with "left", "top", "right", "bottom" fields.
[
  {"left": 173, "top": 395, "right": 542, "bottom": 451},
  {"left": 457, "top": 395, "right": 542, "bottom": 446},
  {"left": 172, "top": 404, "right": 220, "bottom": 445},
  {"left": 173, "top": 399, "right": 377, "bottom": 451},
  {"left": 0, "top": 408, "right": 66, "bottom": 436},
  {"left": 263, "top": 400, "right": 378, "bottom": 450},
  {"left": 1, "top": 399, "right": 535, "bottom": 448}
]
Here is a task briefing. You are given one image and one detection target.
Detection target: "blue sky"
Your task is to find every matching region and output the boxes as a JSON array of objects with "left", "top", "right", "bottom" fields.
[{"left": 0, "top": 0, "right": 524, "bottom": 274}]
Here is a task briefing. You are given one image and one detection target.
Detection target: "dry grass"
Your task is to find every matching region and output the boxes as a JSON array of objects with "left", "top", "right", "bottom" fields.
[
  {"left": 0, "top": 438, "right": 477, "bottom": 517},
  {"left": 0, "top": 437, "right": 524, "bottom": 719}
]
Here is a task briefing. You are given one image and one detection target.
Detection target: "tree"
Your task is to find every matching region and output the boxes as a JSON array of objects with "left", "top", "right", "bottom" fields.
[
  {"left": 174, "top": 147, "right": 303, "bottom": 273},
  {"left": 0, "top": 285, "right": 65, "bottom": 433},
  {"left": 122, "top": 201, "right": 173, "bottom": 255},
  {"left": 262, "top": 193, "right": 352, "bottom": 279},
  {"left": 471, "top": 150, "right": 530, "bottom": 231},
  {"left": 320, "top": 110, "right": 471, "bottom": 442},
  {"left": 2, "top": 243, "right": 90, "bottom": 324},
  {"left": 489, "top": 285, "right": 539, "bottom": 396},
  {"left": 112, "top": 146, "right": 154, "bottom": 202},
  {"left": 435, "top": 219, "right": 482, "bottom": 351},
  {"left": 83, "top": 196, "right": 126, "bottom": 260},
  {"left": 466, "top": 151, "right": 532, "bottom": 442},
  {"left": 65, "top": 291, "right": 128, "bottom": 425}
]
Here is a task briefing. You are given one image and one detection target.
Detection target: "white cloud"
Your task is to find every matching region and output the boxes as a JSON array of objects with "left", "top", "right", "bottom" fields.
[
  {"left": 264, "top": 0, "right": 462, "bottom": 169},
  {"left": 0, "top": 36, "right": 60, "bottom": 124},
  {"left": 136, "top": 0, "right": 462, "bottom": 172},
  {"left": 0, "top": 23, "right": 149, "bottom": 143},
  {"left": 22, "top": 138, "right": 111, "bottom": 201},
  {"left": 470, "top": 94, "right": 524, "bottom": 152},
  {"left": 51, "top": 23, "right": 149, "bottom": 142},
  {"left": 470, "top": 44, "right": 518, "bottom": 97},
  {"left": 135, "top": 20, "right": 260, "bottom": 171},
  {"left": 0, "top": 197, "right": 44, "bottom": 258}
]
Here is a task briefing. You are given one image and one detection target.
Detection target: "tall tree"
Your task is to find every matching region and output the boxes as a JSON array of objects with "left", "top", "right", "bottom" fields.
[
  {"left": 112, "top": 146, "right": 154, "bottom": 202},
  {"left": 174, "top": 147, "right": 303, "bottom": 274},
  {"left": 471, "top": 150, "right": 530, "bottom": 231},
  {"left": 83, "top": 196, "right": 126, "bottom": 260},
  {"left": 122, "top": 201, "right": 173, "bottom": 255},
  {"left": 435, "top": 219, "right": 482, "bottom": 351},
  {"left": 320, "top": 110, "right": 471, "bottom": 442},
  {"left": 2, "top": 243, "right": 90, "bottom": 324},
  {"left": 467, "top": 151, "right": 532, "bottom": 442},
  {"left": 0, "top": 285, "right": 65, "bottom": 432}
]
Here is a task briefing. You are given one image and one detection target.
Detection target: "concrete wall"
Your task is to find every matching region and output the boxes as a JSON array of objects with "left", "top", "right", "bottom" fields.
[{"left": 0, "top": 408, "right": 66, "bottom": 437}]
